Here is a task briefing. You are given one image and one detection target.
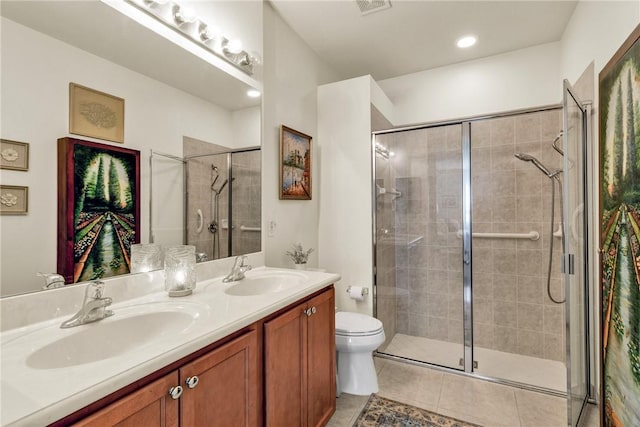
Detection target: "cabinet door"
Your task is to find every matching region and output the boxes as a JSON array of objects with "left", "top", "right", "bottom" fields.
[
  {"left": 73, "top": 372, "right": 179, "bottom": 427},
  {"left": 264, "top": 302, "right": 306, "bottom": 427},
  {"left": 180, "top": 330, "right": 259, "bottom": 427},
  {"left": 306, "top": 288, "right": 336, "bottom": 427}
]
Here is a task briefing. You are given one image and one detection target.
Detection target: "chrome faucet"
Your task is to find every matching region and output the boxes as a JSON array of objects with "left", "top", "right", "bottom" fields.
[
  {"left": 38, "top": 272, "right": 65, "bottom": 290},
  {"left": 60, "top": 281, "right": 114, "bottom": 328},
  {"left": 222, "top": 255, "right": 252, "bottom": 282}
]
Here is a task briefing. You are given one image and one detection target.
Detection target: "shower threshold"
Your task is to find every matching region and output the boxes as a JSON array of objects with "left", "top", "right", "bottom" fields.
[{"left": 381, "top": 333, "right": 566, "bottom": 393}]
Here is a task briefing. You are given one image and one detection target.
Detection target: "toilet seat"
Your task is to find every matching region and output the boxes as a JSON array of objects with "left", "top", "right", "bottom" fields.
[{"left": 335, "top": 312, "right": 383, "bottom": 337}]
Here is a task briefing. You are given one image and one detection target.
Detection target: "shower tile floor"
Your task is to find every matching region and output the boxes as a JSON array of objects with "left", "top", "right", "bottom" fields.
[
  {"left": 327, "top": 357, "right": 600, "bottom": 427},
  {"left": 383, "top": 333, "right": 566, "bottom": 392}
]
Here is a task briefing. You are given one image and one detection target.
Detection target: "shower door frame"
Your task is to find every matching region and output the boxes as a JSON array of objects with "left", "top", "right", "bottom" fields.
[
  {"left": 372, "top": 104, "right": 592, "bottom": 399},
  {"left": 562, "top": 80, "right": 591, "bottom": 427}
]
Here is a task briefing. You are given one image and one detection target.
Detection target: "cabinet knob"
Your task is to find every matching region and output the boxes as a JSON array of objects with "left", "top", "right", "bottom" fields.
[
  {"left": 303, "top": 307, "right": 317, "bottom": 317},
  {"left": 186, "top": 375, "right": 200, "bottom": 389},
  {"left": 169, "top": 385, "right": 183, "bottom": 400}
]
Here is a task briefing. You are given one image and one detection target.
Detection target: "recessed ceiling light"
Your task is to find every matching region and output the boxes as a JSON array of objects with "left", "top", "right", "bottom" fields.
[
  {"left": 247, "top": 89, "right": 261, "bottom": 98},
  {"left": 457, "top": 35, "right": 477, "bottom": 49}
]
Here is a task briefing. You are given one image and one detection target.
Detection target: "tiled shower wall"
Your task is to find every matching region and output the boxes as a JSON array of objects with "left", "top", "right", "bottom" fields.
[
  {"left": 184, "top": 139, "right": 230, "bottom": 260},
  {"left": 376, "top": 108, "right": 565, "bottom": 363},
  {"left": 470, "top": 109, "right": 565, "bottom": 362},
  {"left": 231, "top": 150, "right": 261, "bottom": 256}
]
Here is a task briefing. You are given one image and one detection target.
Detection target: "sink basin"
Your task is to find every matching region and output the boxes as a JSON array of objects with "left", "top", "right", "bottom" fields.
[
  {"left": 225, "top": 271, "right": 308, "bottom": 296},
  {"left": 20, "top": 301, "right": 208, "bottom": 370}
]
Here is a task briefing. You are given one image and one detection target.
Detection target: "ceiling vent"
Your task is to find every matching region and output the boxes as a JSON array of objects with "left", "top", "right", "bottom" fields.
[{"left": 356, "top": 0, "right": 391, "bottom": 16}]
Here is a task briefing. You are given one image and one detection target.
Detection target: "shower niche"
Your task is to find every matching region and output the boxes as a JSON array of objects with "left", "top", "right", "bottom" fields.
[{"left": 150, "top": 137, "right": 261, "bottom": 262}]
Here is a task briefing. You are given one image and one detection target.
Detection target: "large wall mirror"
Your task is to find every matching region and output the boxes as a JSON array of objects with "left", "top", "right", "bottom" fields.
[{"left": 0, "top": 1, "right": 262, "bottom": 297}]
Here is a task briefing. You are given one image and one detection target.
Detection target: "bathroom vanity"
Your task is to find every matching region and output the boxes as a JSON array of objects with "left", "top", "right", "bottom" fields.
[{"left": 0, "top": 266, "right": 338, "bottom": 427}]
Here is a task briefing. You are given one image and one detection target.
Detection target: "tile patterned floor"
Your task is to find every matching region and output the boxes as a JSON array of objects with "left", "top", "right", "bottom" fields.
[{"left": 327, "top": 357, "right": 600, "bottom": 427}]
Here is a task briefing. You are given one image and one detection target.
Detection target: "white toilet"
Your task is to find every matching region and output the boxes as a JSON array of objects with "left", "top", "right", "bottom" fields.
[{"left": 335, "top": 311, "right": 385, "bottom": 395}]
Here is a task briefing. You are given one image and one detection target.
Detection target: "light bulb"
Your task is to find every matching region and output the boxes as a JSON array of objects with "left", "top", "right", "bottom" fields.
[
  {"left": 174, "top": 5, "right": 197, "bottom": 25},
  {"left": 225, "top": 39, "right": 243, "bottom": 54},
  {"left": 247, "top": 89, "right": 261, "bottom": 98},
  {"left": 199, "top": 23, "right": 219, "bottom": 42}
]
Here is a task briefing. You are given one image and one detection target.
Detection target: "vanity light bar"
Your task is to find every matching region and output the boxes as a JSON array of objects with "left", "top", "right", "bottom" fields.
[{"left": 126, "top": 0, "right": 256, "bottom": 75}]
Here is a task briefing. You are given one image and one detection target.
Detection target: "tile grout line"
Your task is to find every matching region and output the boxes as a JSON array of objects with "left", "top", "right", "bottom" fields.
[
  {"left": 435, "top": 371, "right": 445, "bottom": 411},
  {"left": 513, "top": 389, "right": 524, "bottom": 427}
]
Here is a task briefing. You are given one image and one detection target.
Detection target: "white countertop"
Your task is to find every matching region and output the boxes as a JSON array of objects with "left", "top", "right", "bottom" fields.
[{"left": 0, "top": 267, "right": 339, "bottom": 426}]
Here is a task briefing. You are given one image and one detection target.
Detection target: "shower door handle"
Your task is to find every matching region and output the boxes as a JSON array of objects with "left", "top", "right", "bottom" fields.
[{"left": 562, "top": 253, "right": 575, "bottom": 275}]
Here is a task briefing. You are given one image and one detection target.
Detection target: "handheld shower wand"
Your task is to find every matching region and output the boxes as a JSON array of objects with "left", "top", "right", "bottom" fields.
[
  {"left": 514, "top": 152, "right": 565, "bottom": 304},
  {"left": 514, "top": 153, "right": 554, "bottom": 177}
]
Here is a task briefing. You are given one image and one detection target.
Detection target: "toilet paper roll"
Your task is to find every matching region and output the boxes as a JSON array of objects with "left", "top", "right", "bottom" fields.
[{"left": 348, "top": 286, "right": 366, "bottom": 301}]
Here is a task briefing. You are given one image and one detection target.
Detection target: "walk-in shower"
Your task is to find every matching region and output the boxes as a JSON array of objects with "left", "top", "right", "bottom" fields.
[{"left": 372, "top": 81, "right": 590, "bottom": 427}]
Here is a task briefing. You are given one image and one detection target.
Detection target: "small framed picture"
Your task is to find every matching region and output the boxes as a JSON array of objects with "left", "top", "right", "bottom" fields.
[
  {"left": 0, "top": 185, "right": 28, "bottom": 215},
  {"left": 280, "top": 125, "right": 312, "bottom": 200},
  {"left": 0, "top": 139, "right": 29, "bottom": 171},
  {"left": 69, "top": 83, "right": 125, "bottom": 144}
]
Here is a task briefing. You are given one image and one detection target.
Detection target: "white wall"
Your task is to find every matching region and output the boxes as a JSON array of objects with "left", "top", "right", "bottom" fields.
[
  {"left": 262, "top": 3, "right": 340, "bottom": 269},
  {"left": 317, "top": 76, "right": 394, "bottom": 315},
  {"left": 379, "top": 42, "right": 562, "bottom": 125},
  {"left": 232, "top": 106, "right": 261, "bottom": 148},
  {"left": 0, "top": 18, "right": 237, "bottom": 296},
  {"left": 561, "top": 1, "right": 639, "bottom": 89}
]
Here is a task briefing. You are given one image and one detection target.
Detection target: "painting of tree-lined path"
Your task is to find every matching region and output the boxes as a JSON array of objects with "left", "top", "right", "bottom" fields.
[
  {"left": 58, "top": 138, "right": 139, "bottom": 284},
  {"left": 73, "top": 145, "right": 137, "bottom": 282},
  {"left": 600, "top": 27, "right": 640, "bottom": 427}
]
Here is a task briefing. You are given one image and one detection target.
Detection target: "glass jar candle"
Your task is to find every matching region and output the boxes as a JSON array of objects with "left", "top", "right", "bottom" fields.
[
  {"left": 164, "top": 245, "right": 196, "bottom": 297},
  {"left": 130, "top": 243, "right": 163, "bottom": 274}
]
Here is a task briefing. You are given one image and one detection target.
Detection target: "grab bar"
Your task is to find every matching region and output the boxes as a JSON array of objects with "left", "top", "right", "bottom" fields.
[
  {"left": 456, "top": 230, "right": 539, "bottom": 240},
  {"left": 240, "top": 225, "right": 261, "bottom": 232}
]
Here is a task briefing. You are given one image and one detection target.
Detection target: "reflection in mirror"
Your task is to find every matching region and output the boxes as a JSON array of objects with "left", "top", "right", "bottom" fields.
[
  {"left": 0, "top": 1, "right": 262, "bottom": 297},
  {"left": 151, "top": 141, "right": 261, "bottom": 262}
]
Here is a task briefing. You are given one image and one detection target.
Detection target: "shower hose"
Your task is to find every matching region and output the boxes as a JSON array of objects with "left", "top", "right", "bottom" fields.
[{"left": 547, "top": 176, "right": 566, "bottom": 304}]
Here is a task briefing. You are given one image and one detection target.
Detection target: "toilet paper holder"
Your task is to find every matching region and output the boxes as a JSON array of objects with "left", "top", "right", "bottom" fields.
[{"left": 346, "top": 286, "right": 369, "bottom": 296}]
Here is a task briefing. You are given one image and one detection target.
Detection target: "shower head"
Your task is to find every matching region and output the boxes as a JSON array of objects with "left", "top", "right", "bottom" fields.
[
  {"left": 514, "top": 153, "right": 554, "bottom": 177},
  {"left": 211, "top": 165, "right": 220, "bottom": 188},
  {"left": 552, "top": 131, "right": 564, "bottom": 156}
]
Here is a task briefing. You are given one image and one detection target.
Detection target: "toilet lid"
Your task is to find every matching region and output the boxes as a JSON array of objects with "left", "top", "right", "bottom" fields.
[{"left": 335, "top": 312, "right": 383, "bottom": 336}]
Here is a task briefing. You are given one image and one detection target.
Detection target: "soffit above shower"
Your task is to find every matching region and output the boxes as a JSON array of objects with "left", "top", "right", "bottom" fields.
[{"left": 269, "top": 0, "right": 578, "bottom": 81}]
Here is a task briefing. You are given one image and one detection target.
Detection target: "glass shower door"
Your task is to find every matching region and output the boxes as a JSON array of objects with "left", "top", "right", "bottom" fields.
[
  {"left": 562, "top": 80, "right": 589, "bottom": 427},
  {"left": 373, "top": 123, "right": 466, "bottom": 370}
]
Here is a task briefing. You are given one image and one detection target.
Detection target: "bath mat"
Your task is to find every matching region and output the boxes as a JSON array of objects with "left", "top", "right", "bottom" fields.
[{"left": 352, "top": 394, "right": 482, "bottom": 427}]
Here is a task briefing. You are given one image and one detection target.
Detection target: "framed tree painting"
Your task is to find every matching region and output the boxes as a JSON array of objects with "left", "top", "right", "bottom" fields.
[
  {"left": 599, "top": 24, "right": 640, "bottom": 427},
  {"left": 57, "top": 137, "right": 140, "bottom": 283},
  {"left": 280, "top": 125, "right": 312, "bottom": 200}
]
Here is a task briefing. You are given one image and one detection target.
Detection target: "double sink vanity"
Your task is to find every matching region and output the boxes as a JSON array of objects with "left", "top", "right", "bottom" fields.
[{"left": 1, "top": 261, "right": 339, "bottom": 426}]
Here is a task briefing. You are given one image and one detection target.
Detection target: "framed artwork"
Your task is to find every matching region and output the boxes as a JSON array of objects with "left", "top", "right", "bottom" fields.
[
  {"left": 599, "top": 23, "right": 640, "bottom": 427},
  {"left": 69, "top": 83, "right": 125, "bottom": 144},
  {"left": 57, "top": 137, "right": 140, "bottom": 284},
  {"left": 0, "top": 139, "right": 29, "bottom": 171},
  {"left": 279, "top": 125, "right": 312, "bottom": 200},
  {"left": 0, "top": 185, "right": 28, "bottom": 215}
]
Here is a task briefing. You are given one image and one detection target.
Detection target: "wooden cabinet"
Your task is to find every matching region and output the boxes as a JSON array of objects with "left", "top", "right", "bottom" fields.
[
  {"left": 180, "top": 330, "right": 259, "bottom": 427},
  {"left": 73, "top": 329, "right": 258, "bottom": 427},
  {"left": 66, "top": 286, "right": 335, "bottom": 427},
  {"left": 264, "top": 288, "right": 335, "bottom": 427},
  {"left": 73, "top": 373, "right": 179, "bottom": 427}
]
